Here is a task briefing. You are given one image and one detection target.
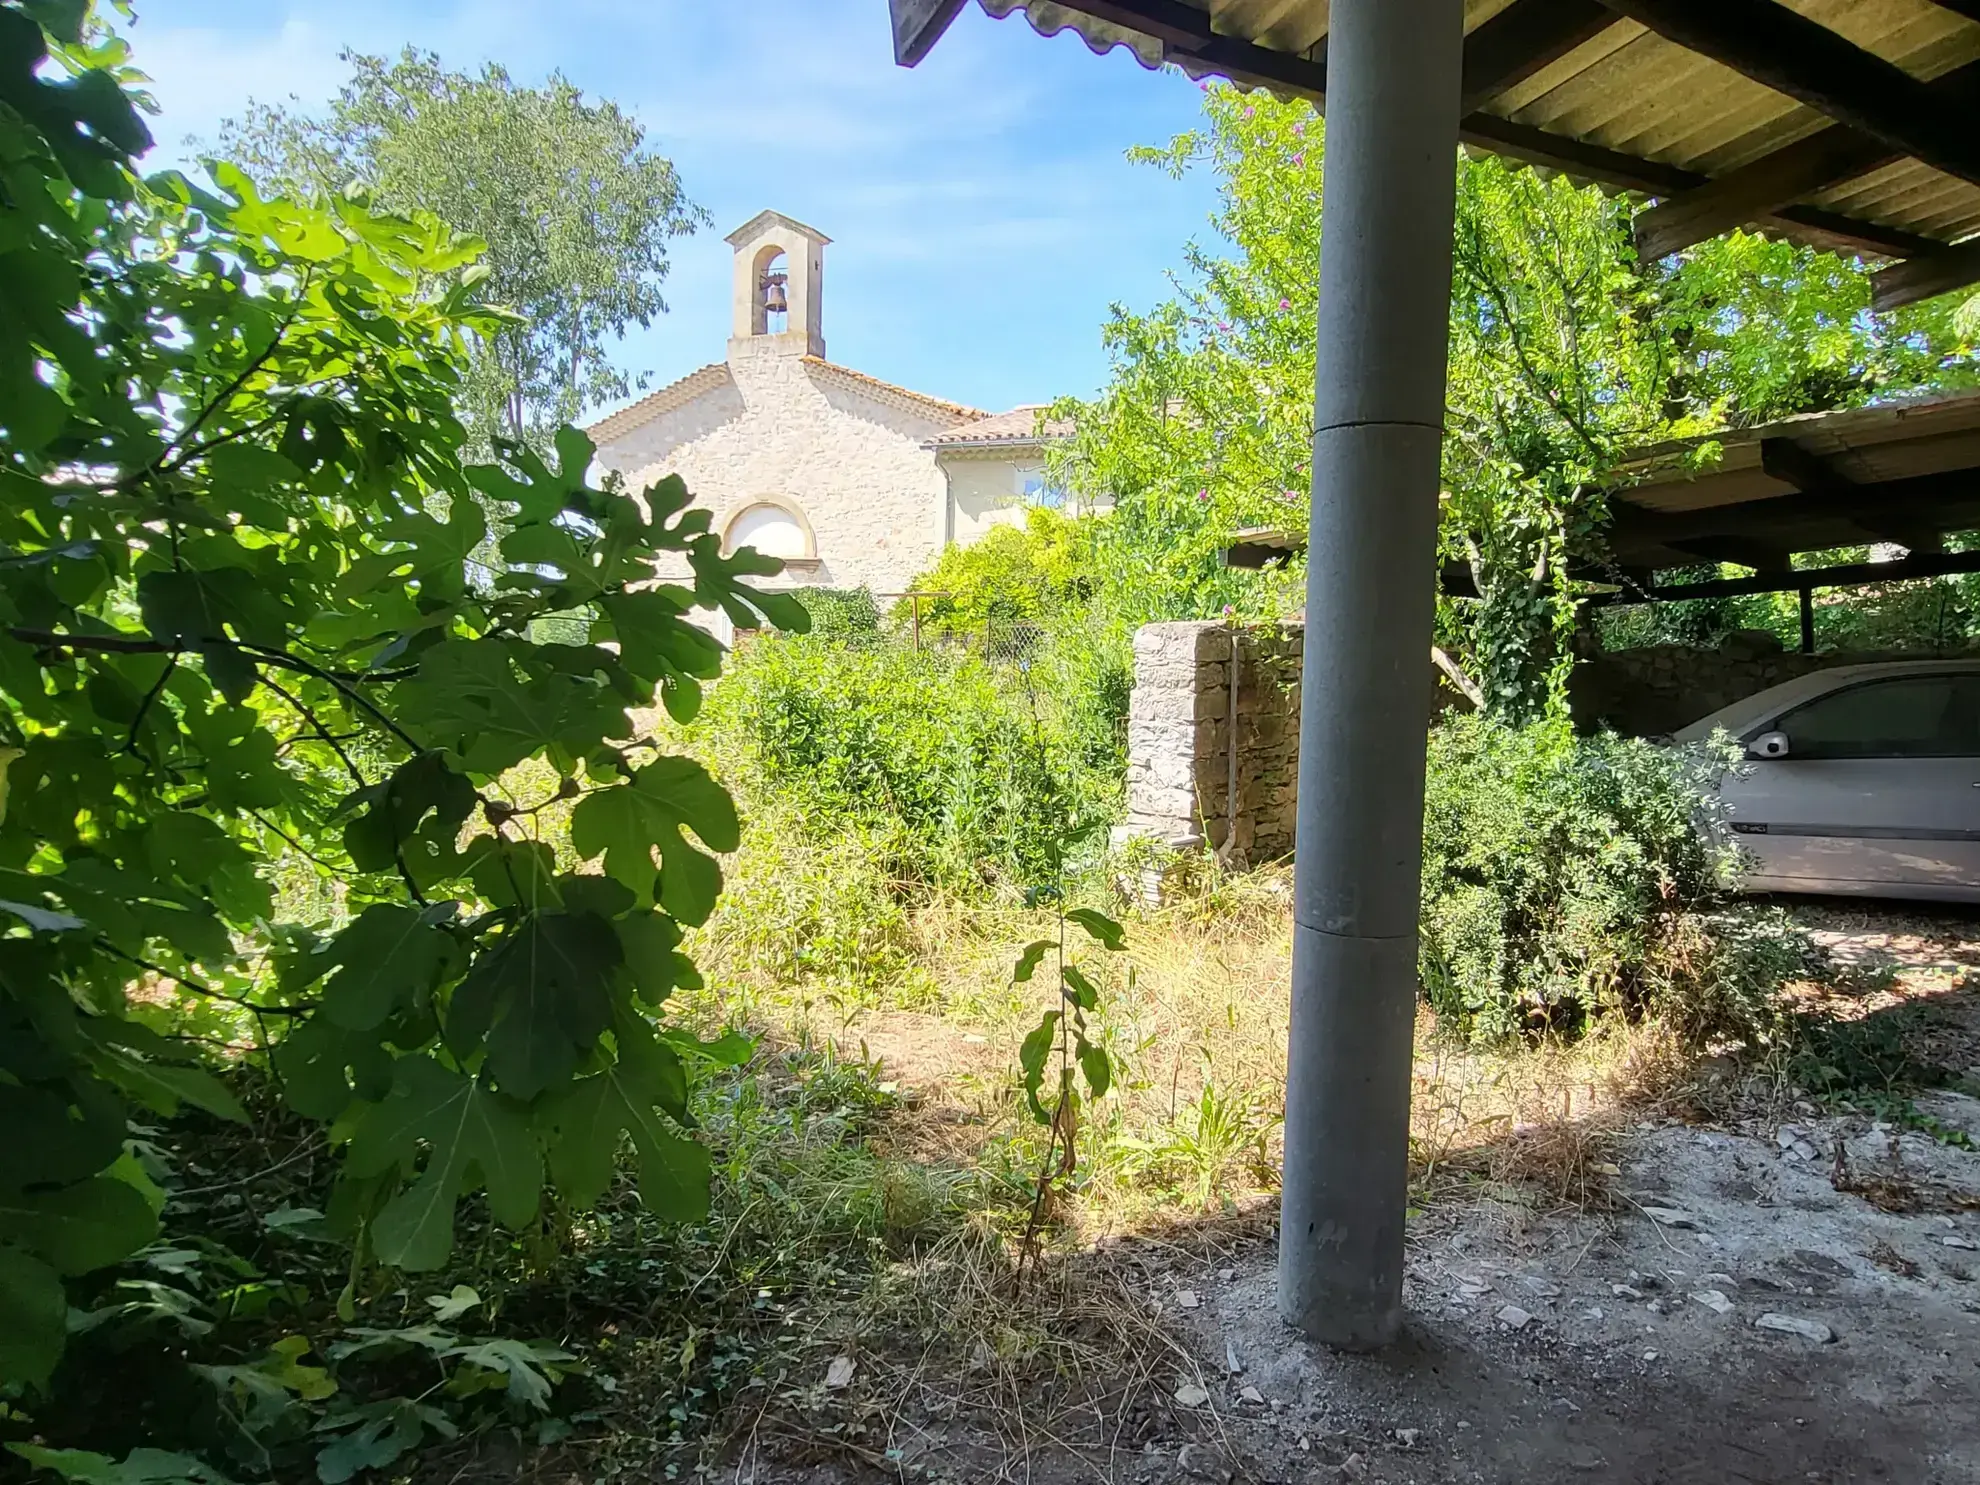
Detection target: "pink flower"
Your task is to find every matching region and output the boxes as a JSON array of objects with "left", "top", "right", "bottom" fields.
[
  {"left": 1222, "top": 604, "right": 1236, "bottom": 617},
  {"left": 1244, "top": 106, "right": 1254, "bottom": 117},
  {"left": 1218, "top": 321, "right": 1230, "bottom": 331},
  {"left": 1282, "top": 488, "right": 1298, "bottom": 500},
  {"left": 1293, "top": 122, "right": 1305, "bottom": 137},
  {"left": 1292, "top": 153, "right": 1305, "bottom": 167},
  {"left": 1197, "top": 488, "right": 1210, "bottom": 502},
  {"left": 1278, "top": 298, "right": 1292, "bottom": 311}
]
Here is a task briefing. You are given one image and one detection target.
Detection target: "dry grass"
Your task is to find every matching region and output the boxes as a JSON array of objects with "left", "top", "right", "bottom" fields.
[{"left": 683, "top": 856, "right": 1704, "bottom": 1248}]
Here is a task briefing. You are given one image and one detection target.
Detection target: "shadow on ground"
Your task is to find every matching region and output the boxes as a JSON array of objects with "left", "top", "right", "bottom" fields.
[{"left": 728, "top": 901, "right": 1980, "bottom": 1485}]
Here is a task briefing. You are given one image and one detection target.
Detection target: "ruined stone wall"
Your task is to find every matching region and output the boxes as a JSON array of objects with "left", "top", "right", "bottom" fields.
[{"left": 1119, "top": 620, "right": 1303, "bottom": 867}]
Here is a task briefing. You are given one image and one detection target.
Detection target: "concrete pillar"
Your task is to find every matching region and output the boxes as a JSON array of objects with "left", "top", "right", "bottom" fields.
[{"left": 1277, "top": 0, "right": 1464, "bottom": 1349}]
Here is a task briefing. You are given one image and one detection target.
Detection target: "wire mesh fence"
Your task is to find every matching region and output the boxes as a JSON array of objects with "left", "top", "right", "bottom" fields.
[{"left": 810, "top": 589, "right": 1044, "bottom": 668}]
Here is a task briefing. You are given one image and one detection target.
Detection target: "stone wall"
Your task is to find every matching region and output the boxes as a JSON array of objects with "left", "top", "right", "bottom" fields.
[
  {"left": 1571, "top": 632, "right": 1980, "bottom": 736},
  {"left": 1120, "top": 620, "right": 1304, "bottom": 866}
]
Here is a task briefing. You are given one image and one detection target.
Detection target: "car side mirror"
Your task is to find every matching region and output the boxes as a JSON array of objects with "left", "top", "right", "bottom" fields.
[{"left": 1748, "top": 729, "right": 1791, "bottom": 760}]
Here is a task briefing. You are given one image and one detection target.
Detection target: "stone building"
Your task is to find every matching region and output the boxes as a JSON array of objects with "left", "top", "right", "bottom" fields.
[{"left": 585, "top": 210, "right": 1068, "bottom": 622}]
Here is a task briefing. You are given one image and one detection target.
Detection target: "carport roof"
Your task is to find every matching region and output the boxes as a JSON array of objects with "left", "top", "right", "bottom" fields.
[
  {"left": 892, "top": 0, "right": 1980, "bottom": 307},
  {"left": 1604, "top": 387, "right": 1980, "bottom": 572},
  {"left": 1221, "top": 389, "right": 1980, "bottom": 596}
]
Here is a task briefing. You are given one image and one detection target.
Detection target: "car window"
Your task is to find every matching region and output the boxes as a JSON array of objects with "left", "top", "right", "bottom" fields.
[{"left": 1775, "top": 674, "right": 1980, "bottom": 760}]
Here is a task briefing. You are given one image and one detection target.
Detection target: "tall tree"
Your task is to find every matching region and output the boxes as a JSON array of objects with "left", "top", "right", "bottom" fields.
[
  {"left": 1049, "top": 85, "right": 1980, "bottom": 717},
  {"left": 217, "top": 49, "right": 706, "bottom": 449}
]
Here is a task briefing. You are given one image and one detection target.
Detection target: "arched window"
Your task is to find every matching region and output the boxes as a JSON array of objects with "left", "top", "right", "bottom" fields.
[{"left": 723, "top": 498, "right": 817, "bottom": 568}]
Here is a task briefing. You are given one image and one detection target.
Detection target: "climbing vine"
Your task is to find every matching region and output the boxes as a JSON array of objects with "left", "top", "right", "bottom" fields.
[{"left": 0, "top": 0, "right": 804, "bottom": 1396}]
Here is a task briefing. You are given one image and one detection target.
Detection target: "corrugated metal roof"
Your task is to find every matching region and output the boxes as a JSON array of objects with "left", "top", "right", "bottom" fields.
[
  {"left": 1604, "top": 388, "right": 1980, "bottom": 567},
  {"left": 948, "top": 1, "right": 1980, "bottom": 300},
  {"left": 1615, "top": 388, "right": 1980, "bottom": 508}
]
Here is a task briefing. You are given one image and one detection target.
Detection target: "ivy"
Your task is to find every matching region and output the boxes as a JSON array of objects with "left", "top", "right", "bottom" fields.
[{"left": 0, "top": 2, "right": 805, "bottom": 1392}]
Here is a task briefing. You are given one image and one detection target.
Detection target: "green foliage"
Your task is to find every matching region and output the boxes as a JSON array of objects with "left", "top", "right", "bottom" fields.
[
  {"left": 690, "top": 802, "right": 931, "bottom": 1007},
  {"left": 0, "top": 3, "right": 801, "bottom": 1401},
  {"left": 1419, "top": 714, "right": 1799, "bottom": 1044},
  {"left": 1049, "top": 83, "right": 1978, "bottom": 708},
  {"left": 901, "top": 509, "right": 1093, "bottom": 637},
  {"left": 692, "top": 635, "right": 1115, "bottom": 887},
  {"left": 1012, "top": 908, "right": 1122, "bottom": 1123},
  {"left": 215, "top": 47, "right": 706, "bottom": 447},
  {"left": 790, "top": 587, "right": 883, "bottom": 642}
]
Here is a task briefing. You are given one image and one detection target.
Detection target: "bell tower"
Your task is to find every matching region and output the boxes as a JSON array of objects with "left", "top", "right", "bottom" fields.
[{"left": 726, "top": 210, "right": 830, "bottom": 361}]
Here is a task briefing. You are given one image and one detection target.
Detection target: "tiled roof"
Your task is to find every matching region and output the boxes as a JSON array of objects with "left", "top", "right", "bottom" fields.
[
  {"left": 799, "top": 357, "right": 985, "bottom": 424},
  {"left": 926, "top": 404, "right": 1073, "bottom": 449},
  {"left": 582, "top": 356, "right": 983, "bottom": 445},
  {"left": 584, "top": 363, "right": 734, "bottom": 444}
]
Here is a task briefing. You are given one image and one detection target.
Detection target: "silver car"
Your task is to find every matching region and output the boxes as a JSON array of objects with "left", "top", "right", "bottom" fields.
[{"left": 1674, "top": 660, "right": 1980, "bottom": 904}]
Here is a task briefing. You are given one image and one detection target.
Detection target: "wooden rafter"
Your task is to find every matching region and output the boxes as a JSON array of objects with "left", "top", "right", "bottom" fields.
[
  {"left": 1606, "top": 465, "right": 1980, "bottom": 558},
  {"left": 1760, "top": 436, "right": 1855, "bottom": 497},
  {"left": 1634, "top": 61, "right": 1980, "bottom": 261},
  {"left": 1872, "top": 237, "right": 1980, "bottom": 311},
  {"left": 1459, "top": 0, "right": 1619, "bottom": 112},
  {"left": 1592, "top": 0, "right": 1980, "bottom": 189},
  {"left": 893, "top": 0, "right": 1973, "bottom": 274}
]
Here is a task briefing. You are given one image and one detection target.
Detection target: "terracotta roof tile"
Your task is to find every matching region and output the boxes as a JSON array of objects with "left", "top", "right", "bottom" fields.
[
  {"left": 926, "top": 404, "right": 1073, "bottom": 449},
  {"left": 583, "top": 363, "right": 734, "bottom": 444},
  {"left": 584, "top": 356, "right": 984, "bottom": 446},
  {"left": 799, "top": 357, "right": 984, "bottom": 424}
]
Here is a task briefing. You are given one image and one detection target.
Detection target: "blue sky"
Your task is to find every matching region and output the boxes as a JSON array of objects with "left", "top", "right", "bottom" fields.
[{"left": 129, "top": 0, "right": 1221, "bottom": 418}]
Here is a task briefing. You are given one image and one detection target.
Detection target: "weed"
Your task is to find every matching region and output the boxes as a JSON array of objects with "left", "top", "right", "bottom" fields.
[{"left": 1789, "top": 1009, "right": 1977, "bottom": 1147}]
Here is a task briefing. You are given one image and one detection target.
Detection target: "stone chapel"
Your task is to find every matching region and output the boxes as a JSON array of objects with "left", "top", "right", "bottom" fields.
[{"left": 586, "top": 210, "right": 1073, "bottom": 615}]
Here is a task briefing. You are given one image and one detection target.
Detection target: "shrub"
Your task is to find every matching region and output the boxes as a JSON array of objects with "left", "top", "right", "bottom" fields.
[
  {"left": 693, "top": 633, "right": 1119, "bottom": 886},
  {"left": 899, "top": 507, "right": 1093, "bottom": 637},
  {"left": 689, "top": 800, "right": 933, "bottom": 1007},
  {"left": 793, "top": 586, "right": 885, "bottom": 641},
  {"left": 1419, "top": 714, "right": 1796, "bottom": 1044}
]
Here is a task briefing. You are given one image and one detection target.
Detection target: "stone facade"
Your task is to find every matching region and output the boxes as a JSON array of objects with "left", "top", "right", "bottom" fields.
[
  {"left": 584, "top": 210, "right": 1063, "bottom": 625},
  {"left": 1120, "top": 620, "right": 1304, "bottom": 867},
  {"left": 594, "top": 339, "right": 969, "bottom": 597}
]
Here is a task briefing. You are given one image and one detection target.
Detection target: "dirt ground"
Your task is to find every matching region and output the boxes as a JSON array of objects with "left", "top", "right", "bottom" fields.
[{"left": 735, "top": 902, "right": 1980, "bottom": 1485}]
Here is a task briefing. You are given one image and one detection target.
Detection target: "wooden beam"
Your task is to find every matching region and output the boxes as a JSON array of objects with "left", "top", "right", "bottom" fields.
[
  {"left": 1460, "top": 114, "right": 1946, "bottom": 259},
  {"left": 1635, "top": 130, "right": 1895, "bottom": 263},
  {"left": 888, "top": 0, "right": 967, "bottom": 66},
  {"left": 1594, "top": 545, "right": 1980, "bottom": 604},
  {"left": 1011, "top": 1, "right": 1956, "bottom": 264},
  {"left": 1460, "top": 0, "right": 1619, "bottom": 112},
  {"left": 1608, "top": 465, "right": 1980, "bottom": 556},
  {"left": 1760, "top": 436, "right": 1854, "bottom": 496},
  {"left": 1594, "top": 0, "right": 1980, "bottom": 190},
  {"left": 1634, "top": 61, "right": 1980, "bottom": 261},
  {"left": 1753, "top": 438, "right": 1952, "bottom": 549},
  {"left": 1871, "top": 237, "right": 1980, "bottom": 311},
  {"left": 1666, "top": 535, "right": 1794, "bottom": 570}
]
